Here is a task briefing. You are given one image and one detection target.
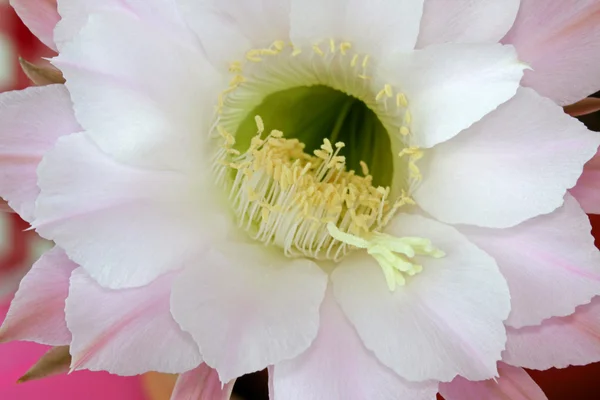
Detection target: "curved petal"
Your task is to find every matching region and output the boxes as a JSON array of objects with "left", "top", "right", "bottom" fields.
[
  {"left": 503, "top": 297, "right": 600, "bottom": 370},
  {"left": 54, "top": 10, "right": 221, "bottom": 172},
  {"left": 415, "top": 87, "right": 600, "bottom": 228},
  {"left": 170, "top": 364, "right": 234, "bottom": 400},
  {"left": 272, "top": 288, "right": 439, "bottom": 400},
  {"left": 439, "top": 363, "right": 548, "bottom": 400},
  {"left": 176, "top": 0, "right": 291, "bottom": 69},
  {"left": 458, "top": 195, "right": 600, "bottom": 328},
  {"left": 290, "top": 0, "right": 423, "bottom": 56},
  {"left": 502, "top": 0, "right": 600, "bottom": 105},
  {"left": 34, "top": 132, "right": 228, "bottom": 289},
  {"left": 378, "top": 43, "right": 525, "bottom": 148},
  {"left": 66, "top": 268, "right": 201, "bottom": 376},
  {"left": 571, "top": 150, "right": 600, "bottom": 214},
  {"left": 171, "top": 244, "right": 327, "bottom": 383},
  {"left": 0, "top": 85, "right": 80, "bottom": 222},
  {"left": 54, "top": 13, "right": 220, "bottom": 171},
  {"left": 417, "top": 0, "right": 520, "bottom": 47},
  {"left": 10, "top": 0, "right": 60, "bottom": 51},
  {"left": 55, "top": 0, "right": 192, "bottom": 51},
  {"left": 332, "top": 214, "right": 510, "bottom": 382},
  {"left": 0, "top": 247, "right": 74, "bottom": 346}
]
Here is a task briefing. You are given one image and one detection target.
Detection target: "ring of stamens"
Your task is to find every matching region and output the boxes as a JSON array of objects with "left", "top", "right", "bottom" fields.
[
  {"left": 210, "top": 39, "right": 445, "bottom": 289},
  {"left": 214, "top": 116, "right": 417, "bottom": 261}
]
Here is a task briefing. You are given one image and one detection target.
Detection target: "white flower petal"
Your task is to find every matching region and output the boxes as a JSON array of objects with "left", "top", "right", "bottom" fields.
[
  {"left": 176, "top": 0, "right": 291, "bottom": 68},
  {"left": 378, "top": 43, "right": 525, "bottom": 148},
  {"left": 417, "top": 0, "right": 520, "bottom": 47},
  {"left": 67, "top": 268, "right": 201, "bottom": 375},
  {"left": 290, "top": 0, "right": 424, "bottom": 56},
  {"left": 171, "top": 244, "right": 327, "bottom": 383},
  {"left": 54, "top": 10, "right": 221, "bottom": 172},
  {"left": 55, "top": 0, "right": 192, "bottom": 51},
  {"left": 272, "top": 288, "right": 439, "bottom": 400},
  {"left": 415, "top": 87, "right": 600, "bottom": 228},
  {"left": 332, "top": 214, "right": 510, "bottom": 382},
  {"left": 459, "top": 195, "right": 600, "bottom": 328},
  {"left": 35, "top": 132, "right": 228, "bottom": 289}
]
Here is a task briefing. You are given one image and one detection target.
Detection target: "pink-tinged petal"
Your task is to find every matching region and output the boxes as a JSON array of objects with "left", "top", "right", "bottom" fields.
[
  {"left": 440, "top": 363, "right": 548, "bottom": 400},
  {"left": 66, "top": 268, "right": 201, "bottom": 376},
  {"left": 458, "top": 195, "right": 600, "bottom": 328},
  {"left": 54, "top": 11, "right": 221, "bottom": 172},
  {"left": 10, "top": 0, "right": 59, "bottom": 51},
  {"left": 571, "top": 150, "right": 600, "bottom": 214},
  {"left": 332, "top": 214, "right": 510, "bottom": 382},
  {"left": 0, "top": 85, "right": 80, "bottom": 222},
  {"left": 272, "top": 288, "right": 439, "bottom": 400},
  {"left": 176, "top": 0, "right": 291, "bottom": 68},
  {"left": 415, "top": 87, "right": 600, "bottom": 228},
  {"left": 290, "top": 0, "right": 423, "bottom": 57},
  {"left": 0, "top": 247, "right": 74, "bottom": 346},
  {"left": 503, "top": 297, "right": 600, "bottom": 370},
  {"left": 170, "top": 364, "right": 234, "bottom": 400},
  {"left": 502, "top": 0, "right": 600, "bottom": 106},
  {"left": 171, "top": 244, "right": 327, "bottom": 383},
  {"left": 55, "top": 0, "right": 192, "bottom": 51},
  {"left": 34, "top": 132, "right": 228, "bottom": 289},
  {"left": 417, "top": 0, "right": 520, "bottom": 47},
  {"left": 378, "top": 43, "right": 525, "bottom": 148}
]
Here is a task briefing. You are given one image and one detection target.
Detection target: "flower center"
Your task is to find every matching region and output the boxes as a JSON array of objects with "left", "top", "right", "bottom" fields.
[{"left": 210, "top": 39, "right": 443, "bottom": 289}]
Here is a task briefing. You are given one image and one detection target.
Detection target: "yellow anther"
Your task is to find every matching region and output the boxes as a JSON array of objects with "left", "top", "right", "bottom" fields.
[
  {"left": 384, "top": 84, "right": 393, "bottom": 98},
  {"left": 362, "top": 55, "right": 370, "bottom": 69},
  {"left": 399, "top": 126, "right": 410, "bottom": 136},
  {"left": 329, "top": 38, "right": 336, "bottom": 53},
  {"left": 404, "top": 110, "right": 412, "bottom": 125},
  {"left": 321, "top": 138, "right": 334, "bottom": 153},
  {"left": 398, "top": 147, "right": 422, "bottom": 158},
  {"left": 360, "top": 161, "right": 370, "bottom": 176},
  {"left": 375, "top": 88, "right": 388, "bottom": 102},
  {"left": 357, "top": 74, "right": 371, "bottom": 80},
  {"left": 272, "top": 40, "right": 286, "bottom": 52},
  {"left": 255, "top": 115, "right": 265, "bottom": 134},
  {"left": 335, "top": 142, "right": 345, "bottom": 149},
  {"left": 409, "top": 163, "right": 422, "bottom": 180},
  {"left": 228, "top": 61, "right": 243, "bottom": 73},
  {"left": 350, "top": 54, "right": 359, "bottom": 67},
  {"left": 229, "top": 74, "right": 245, "bottom": 87},
  {"left": 313, "top": 44, "right": 325, "bottom": 57},
  {"left": 339, "top": 42, "right": 352, "bottom": 55},
  {"left": 270, "top": 129, "right": 284, "bottom": 138},
  {"left": 396, "top": 93, "right": 408, "bottom": 108},
  {"left": 246, "top": 49, "right": 262, "bottom": 62},
  {"left": 292, "top": 47, "right": 302, "bottom": 56}
]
